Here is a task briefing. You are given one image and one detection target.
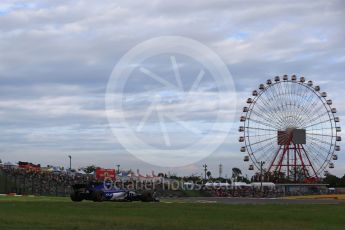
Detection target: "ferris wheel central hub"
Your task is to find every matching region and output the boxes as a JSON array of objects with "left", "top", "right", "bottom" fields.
[{"left": 278, "top": 129, "right": 306, "bottom": 145}]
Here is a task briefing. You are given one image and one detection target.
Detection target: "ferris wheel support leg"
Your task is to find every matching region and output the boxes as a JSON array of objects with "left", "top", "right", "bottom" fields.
[
  {"left": 296, "top": 145, "right": 308, "bottom": 178},
  {"left": 294, "top": 145, "right": 297, "bottom": 181},
  {"left": 298, "top": 146, "right": 310, "bottom": 178},
  {"left": 275, "top": 136, "right": 294, "bottom": 175},
  {"left": 275, "top": 148, "right": 284, "bottom": 173},
  {"left": 268, "top": 146, "right": 282, "bottom": 172},
  {"left": 287, "top": 148, "right": 290, "bottom": 179},
  {"left": 300, "top": 145, "right": 318, "bottom": 179},
  {"left": 276, "top": 143, "right": 290, "bottom": 175}
]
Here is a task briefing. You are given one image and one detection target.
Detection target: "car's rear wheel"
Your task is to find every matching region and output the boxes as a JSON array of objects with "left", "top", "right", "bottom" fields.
[
  {"left": 70, "top": 191, "right": 83, "bottom": 202},
  {"left": 141, "top": 191, "right": 154, "bottom": 202}
]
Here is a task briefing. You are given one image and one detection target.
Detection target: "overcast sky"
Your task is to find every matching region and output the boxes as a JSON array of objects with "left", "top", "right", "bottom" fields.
[{"left": 0, "top": 0, "right": 344, "bottom": 177}]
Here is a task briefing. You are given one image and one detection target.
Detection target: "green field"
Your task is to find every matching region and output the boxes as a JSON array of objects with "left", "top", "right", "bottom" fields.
[{"left": 0, "top": 196, "right": 345, "bottom": 230}]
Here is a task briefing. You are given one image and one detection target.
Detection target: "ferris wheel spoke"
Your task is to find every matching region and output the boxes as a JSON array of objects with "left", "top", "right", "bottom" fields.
[
  {"left": 303, "top": 144, "right": 328, "bottom": 166},
  {"left": 307, "top": 109, "right": 329, "bottom": 123},
  {"left": 307, "top": 135, "right": 334, "bottom": 146},
  {"left": 270, "top": 85, "right": 291, "bottom": 125},
  {"left": 249, "top": 110, "right": 281, "bottom": 130},
  {"left": 302, "top": 105, "right": 329, "bottom": 127},
  {"left": 256, "top": 98, "right": 286, "bottom": 128},
  {"left": 251, "top": 141, "right": 276, "bottom": 156},
  {"left": 267, "top": 145, "right": 283, "bottom": 171},
  {"left": 291, "top": 97, "right": 309, "bottom": 126},
  {"left": 300, "top": 99, "right": 321, "bottom": 124},
  {"left": 306, "top": 133, "right": 333, "bottom": 137},
  {"left": 298, "top": 93, "right": 322, "bottom": 127},
  {"left": 307, "top": 140, "right": 332, "bottom": 159},
  {"left": 305, "top": 148, "right": 328, "bottom": 168},
  {"left": 295, "top": 85, "right": 311, "bottom": 125},
  {"left": 246, "top": 132, "right": 276, "bottom": 138},
  {"left": 275, "top": 104, "right": 293, "bottom": 127},
  {"left": 255, "top": 96, "right": 279, "bottom": 121},
  {"left": 304, "top": 118, "right": 332, "bottom": 129},
  {"left": 299, "top": 110, "right": 315, "bottom": 128},
  {"left": 274, "top": 82, "right": 286, "bottom": 112},
  {"left": 265, "top": 86, "right": 282, "bottom": 114},
  {"left": 287, "top": 83, "right": 294, "bottom": 118},
  {"left": 252, "top": 105, "right": 283, "bottom": 129},
  {"left": 291, "top": 83, "right": 298, "bottom": 113},
  {"left": 248, "top": 136, "right": 277, "bottom": 146},
  {"left": 294, "top": 84, "right": 314, "bottom": 124},
  {"left": 296, "top": 107, "right": 314, "bottom": 128},
  {"left": 246, "top": 127, "right": 277, "bottom": 132},
  {"left": 302, "top": 149, "right": 323, "bottom": 172},
  {"left": 263, "top": 146, "right": 281, "bottom": 165},
  {"left": 255, "top": 144, "right": 276, "bottom": 159},
  {"left": 306, "top": 128, "right": 334, "bottom": 132},
  {"left": 262, "top": 146, "right": 278, "bottom": 164},
  {"left": 296, "top": 83, "right": 306, "bottom": 104},
  {"left": 306, "top": 132, "right": 333, "bottom": 140},
  {"left": 303, "top": 144, "right": 325, "bottom": 165},
  {"left": 269, "top": 81, "right": 281, "bottom": 101},
  {"left": 259, "top": 85, "right": 287, "bottom": 121},
  {"left": 249, "top": 118, "right": 279, "bottom": 130}
]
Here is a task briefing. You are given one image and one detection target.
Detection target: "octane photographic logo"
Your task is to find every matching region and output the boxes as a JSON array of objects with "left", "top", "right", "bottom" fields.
[{"left": 106, "top": 36, "right": 236, "bottom": 167}]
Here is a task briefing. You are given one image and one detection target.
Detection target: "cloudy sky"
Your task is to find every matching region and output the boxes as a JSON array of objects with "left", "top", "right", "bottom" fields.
[{"left": 0, "top": 0, "right": 344, "bottom": 177}]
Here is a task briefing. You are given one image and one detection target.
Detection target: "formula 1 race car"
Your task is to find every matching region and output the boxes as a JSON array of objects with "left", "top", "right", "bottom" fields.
[{"left": 70, "top": 182, "right": 159, "bottom": 202}]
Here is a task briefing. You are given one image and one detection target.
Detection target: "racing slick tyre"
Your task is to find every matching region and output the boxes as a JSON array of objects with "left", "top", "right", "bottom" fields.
[
  {"left": 140, "top": 191, "right": 154, "bottom": 202},
  {"left": 70, "top": 191, "right": 83, "bottom": 202},
  {"left": 93, "top": 190, "right": 105, "bottom": 202}
]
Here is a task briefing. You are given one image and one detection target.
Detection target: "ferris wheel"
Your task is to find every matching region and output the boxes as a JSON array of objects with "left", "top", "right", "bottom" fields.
[{"left": 239, "top": 75, "right": 341, "bottom": 181}]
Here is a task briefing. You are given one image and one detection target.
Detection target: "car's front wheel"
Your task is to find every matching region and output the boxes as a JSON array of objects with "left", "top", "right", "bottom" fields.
[{"left": 93, "top": 191, "right": 105, "bottom": 202}]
